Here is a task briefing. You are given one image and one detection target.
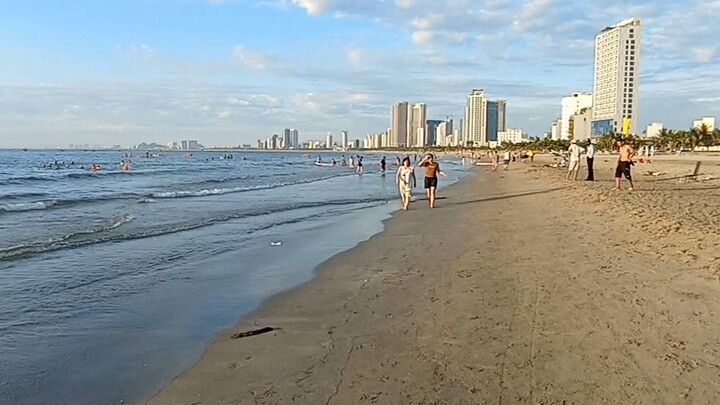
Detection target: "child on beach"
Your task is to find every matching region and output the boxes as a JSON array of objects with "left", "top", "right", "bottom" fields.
[{"left": 396, "top": 158, "right": 416, "bottom": 211}]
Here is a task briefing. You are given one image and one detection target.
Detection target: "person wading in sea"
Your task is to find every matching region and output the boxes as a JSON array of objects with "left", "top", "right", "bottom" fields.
[
  {"left": 418, "top": 153, "right": 445, "bottom": 208},
  {"left": 396, "top": 157, "right": 416, "bottom": 211}
]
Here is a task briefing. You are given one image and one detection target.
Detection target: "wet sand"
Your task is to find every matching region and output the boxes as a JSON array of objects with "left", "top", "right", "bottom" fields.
[{"left": 147, "top": 154, "right": 720, "bottom": 405}]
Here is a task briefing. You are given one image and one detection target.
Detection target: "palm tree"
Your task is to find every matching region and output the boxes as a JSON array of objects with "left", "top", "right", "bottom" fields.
[{"left": 694, "top": 123, "right": 713, "bottom": 147}]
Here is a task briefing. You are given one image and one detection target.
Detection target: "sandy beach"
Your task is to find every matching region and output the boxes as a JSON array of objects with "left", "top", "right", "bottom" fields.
[{"left": 147, "top": 154, "right": 720, "bottom": 405}]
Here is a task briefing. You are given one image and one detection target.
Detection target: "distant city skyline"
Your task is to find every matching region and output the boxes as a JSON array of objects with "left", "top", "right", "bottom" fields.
[{"left": 1, "top": 2, "right": 719, "bottom": 148}]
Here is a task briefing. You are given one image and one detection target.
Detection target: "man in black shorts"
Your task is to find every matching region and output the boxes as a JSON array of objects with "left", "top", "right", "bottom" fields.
[
  {"left": 615, "top": 138, "right": 635, "bottom": 191},
  {"left": 418, "top": 153, "right": 444, "bottom": 208}
]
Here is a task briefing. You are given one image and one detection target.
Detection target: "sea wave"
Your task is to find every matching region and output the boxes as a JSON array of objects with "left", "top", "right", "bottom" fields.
[
  {"left": 0, "top": 173, "right": 348, "bottom": 213},
  {"left": 0, "top": 214, "right": 135, "bottom": 260},
  {"left": 150, "top": 174, "right": 353, "bottom": 199},
  {"left": 0, "top": 201, "right": 57, "bottom": 212},
  {"left": 0, "top": 199, "right": 385, "bottom": 261}
]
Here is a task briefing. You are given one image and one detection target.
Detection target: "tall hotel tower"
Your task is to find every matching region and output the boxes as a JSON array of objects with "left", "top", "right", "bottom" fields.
[
  {"left": 463, "top": 89, "right": 488, "bottom": 147},
  {"left": 591, "top": 18, "right": 641, "bottom": 136}
]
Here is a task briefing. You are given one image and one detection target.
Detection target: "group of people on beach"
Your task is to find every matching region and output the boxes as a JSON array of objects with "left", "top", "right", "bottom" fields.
[
  {"left": 396, "top": 153, "right": 445, "bottom": 211},
  {"left": 565, "top": 138, "right": 635, "bottom": 191}
]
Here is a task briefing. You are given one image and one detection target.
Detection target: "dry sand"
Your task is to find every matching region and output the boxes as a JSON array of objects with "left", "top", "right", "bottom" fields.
[{"left": 147, "top": 154, "right": 720, "bottom": 405}]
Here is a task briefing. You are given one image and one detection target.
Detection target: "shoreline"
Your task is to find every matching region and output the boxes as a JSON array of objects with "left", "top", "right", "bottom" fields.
[
  {"left": 147, "top": 156, "right": 720, "bottom": 404},
  {"left": 144, "top": 170, "right": 477, "bottom": 405}
]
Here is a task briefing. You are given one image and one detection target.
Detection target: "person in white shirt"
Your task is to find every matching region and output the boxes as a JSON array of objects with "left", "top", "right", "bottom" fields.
[
  {"left": 585, "top": 140, "right": 596, "bottom": 181},
  {"left": 565, "top": 139, "right": 585, "bottom": 181},
  {"left": 502, "top": 150, "right": 511, "bottom": 171}
]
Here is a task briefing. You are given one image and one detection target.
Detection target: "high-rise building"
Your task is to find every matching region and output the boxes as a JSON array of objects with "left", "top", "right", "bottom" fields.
[
  {"left": 437, "top": 121, "right": 448, "bottom": 147},
  {"left": 326, "top": 132, "right": 334, "bottom": 149},
  {"left": 486, "top": 100, "right": 507, "bottom": 143},
  {"left": 291, "top": 129, "right": 299, "bottom": 148},
  {"left": 425, "top": 120, "right": 443, "bottom": 147},
  {"left": 592, "top": 18, "right": 641, "bottom": 136},
  {"left": 341, "top": 130, "right": 349, "bottom": 149},
  {"left": 391, "top": 102, "right": 409, "bottom": 147},
  {"left": 570, "top": 108, "right": 593, "bottom": 141},
  {"left": 407, "top": 103, "right": 427, "bottom": 147},
  {"left": 283, "top": 128, "right": 291, "bottom": 149},
  {"left": 551, "top": 119, "right": 562, "bottom": 140},
  {"left": 464, "top": 89, "right": 488, "bottom": 147},
  {"left": 561, "top": 93, "right": 593, "bottom": 139}
]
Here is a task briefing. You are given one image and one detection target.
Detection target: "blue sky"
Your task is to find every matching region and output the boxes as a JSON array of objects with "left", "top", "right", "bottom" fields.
[{"left": 1, "top": 0, "right": 719, "bottom": 148}]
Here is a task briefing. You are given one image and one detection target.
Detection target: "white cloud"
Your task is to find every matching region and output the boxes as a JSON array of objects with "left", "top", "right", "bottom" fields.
[
  {"left": 692, "top": 46, "right": 717, "bottom": 63},
  {"left": 411, "top": 30, "right": 434, "bottom": 44},
  {"left": 347, "top": 48, "right": 362, "bottom": 64},
  {"left": 232, "top": 45, "right": 277, "bottom": 70},
  {"left": 292, "top": 0, "right": 335, "bottom": 15}
]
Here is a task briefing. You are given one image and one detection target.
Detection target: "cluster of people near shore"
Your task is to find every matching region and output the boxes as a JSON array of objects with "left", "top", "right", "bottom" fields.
[
  {"left": 311, "top": 152, "right": 447, "bottom": 211},
  {"left": 564, "top": 138, "right": 636, "bottom": 191},
  {"left": 396, "top": 153, "right": 445, "bottom": 211}
]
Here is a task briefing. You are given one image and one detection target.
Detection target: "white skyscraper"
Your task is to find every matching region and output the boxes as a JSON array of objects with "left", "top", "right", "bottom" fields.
[
  {"left": 326, "top": 132, "right": 333, "bottom": 149},
  {"left": 437, "top": 121, "right": 448, "bottom": 147},
  {"left": 463, "top": 89, "right": 488, "bottom": 147},
  {"left": 391, "top": 102, "right": 409, "bottom": 147},
  {"left": 407, "top": 103, "right": 427, "bottom": 147},
  {"left": 592, "top": 18, "right": 641, "bottom": 136},
  {"left": 291, "top": 129, "right": 299, "bottom": 148},
  {"left": 341, "top": 130, "right": 349, "bottom": 149},
  {"left": 561, "top": 93, "right": 593, "bottom": 140},
  {"left": 551, "top": 119, "right": 562, "bottom": 141}
]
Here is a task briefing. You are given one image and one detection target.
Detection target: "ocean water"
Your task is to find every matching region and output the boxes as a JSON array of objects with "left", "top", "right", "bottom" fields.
[{"left": 0, "top": 150, "right": 469, "bottom": 404}]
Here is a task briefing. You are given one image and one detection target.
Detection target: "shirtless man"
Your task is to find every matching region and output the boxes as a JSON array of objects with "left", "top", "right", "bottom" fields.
[
  {"left": 418, "top": 153, "right": 445, "bottom": 208},
  {"left": 615, "top": 138, "right": 636, "bottom": 191}
]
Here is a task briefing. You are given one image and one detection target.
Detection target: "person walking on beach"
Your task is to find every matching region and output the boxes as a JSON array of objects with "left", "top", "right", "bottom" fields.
[
  {"left": 585, "top": 140, "right": 596, "bottom": 181},
  {"left": 492, "top": 151, "right": 500, "bottom": 172},
  {"left": 418, "top": 153, "right": 445, "bottom": 208},
  {"left": 396, "top": 158, "right": 416, "bottom": 211},
  {"left": 566, "top": 139, "right": 585, "bottom": 181},
  {"left": 356, "top": 156, "right": 364, "bottom": 174},
  {"left": 380, "top": 156, "right": 386, "bottom": 173},
  {"left": 615, "top": 138, "right": 636, "bottom": 191},
  {"left": 502, "top": 150, "right": 511, "bottom": 171}
]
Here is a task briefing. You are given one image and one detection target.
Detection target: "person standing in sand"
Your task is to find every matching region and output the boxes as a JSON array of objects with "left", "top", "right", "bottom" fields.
[
  {"left": 492, "top": 151, "right": 500, "bottom": 172},
  {"left": 615, "top": 138, "right": 636, "bottom": 191},
  {"left": 502, "top": 150, "right": 511, "bottom": 171},
  {"left": 396, "top": 158, "right": 416, "bottom": 211},
  {"left": 585, "top": 140, "right": 596, "bottom": 181},
  {"left": 565, "top": 139, "right": 585, "bottom": 181},
  {"left": 418, "top": 153, "right": 445, "bottom": 208}
]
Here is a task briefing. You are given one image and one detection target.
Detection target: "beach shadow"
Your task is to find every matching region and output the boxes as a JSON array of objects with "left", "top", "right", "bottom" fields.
[
  {"left": 451, "top": 186, "right": 568, "bottom": 206},
  {"left": 631, "top": 185, "right": 720, "bottom": 192}
]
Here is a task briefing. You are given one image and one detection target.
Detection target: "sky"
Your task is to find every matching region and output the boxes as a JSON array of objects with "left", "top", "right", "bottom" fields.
[{"left": 1, "top": 0, "right": 719, "bottom": 148}]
